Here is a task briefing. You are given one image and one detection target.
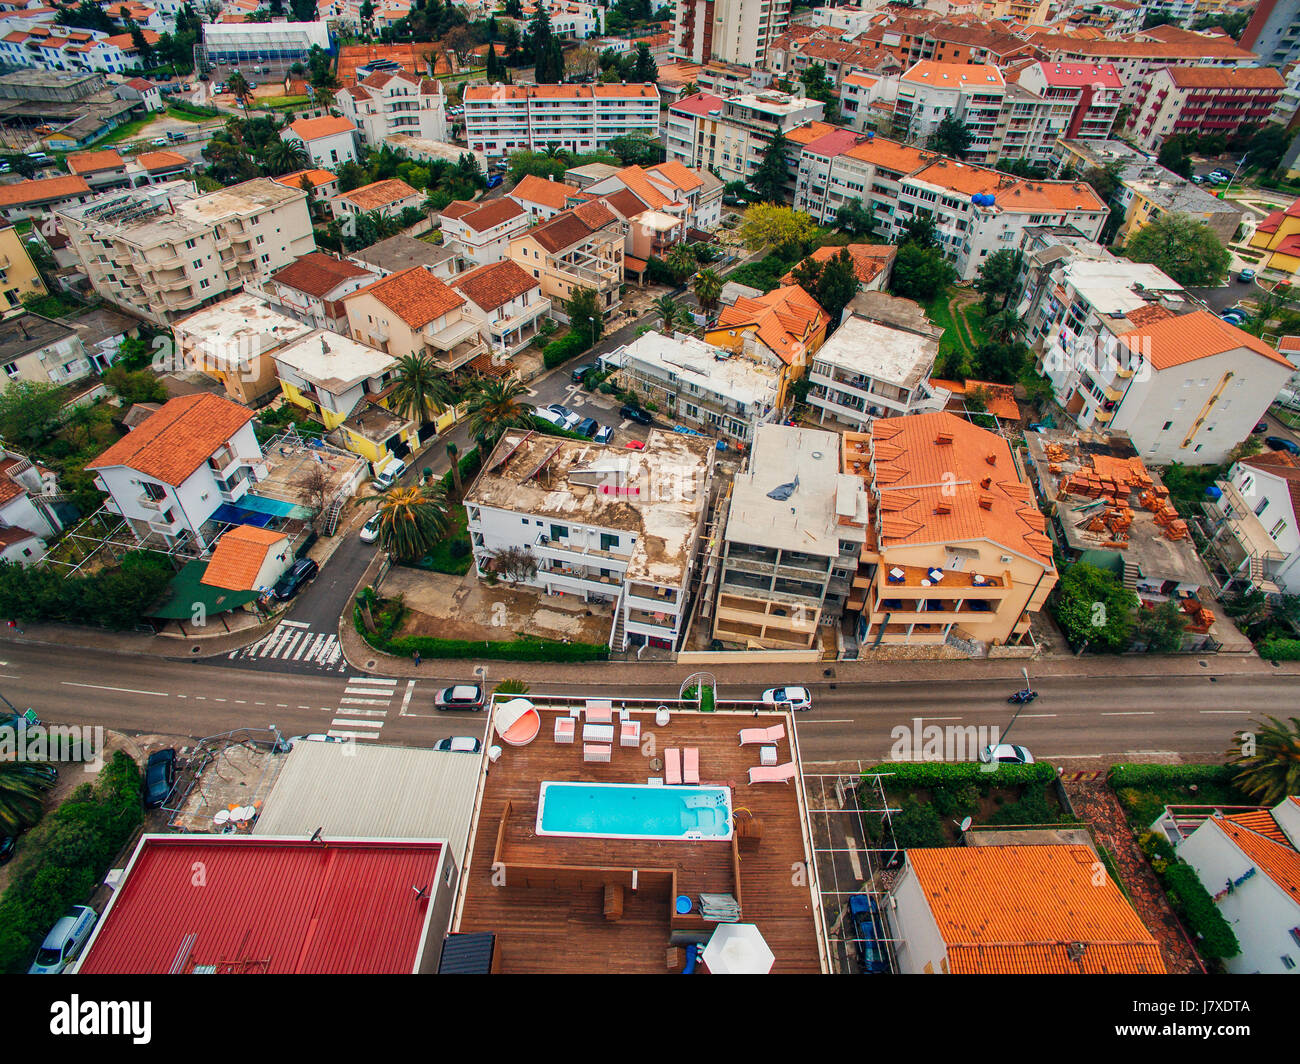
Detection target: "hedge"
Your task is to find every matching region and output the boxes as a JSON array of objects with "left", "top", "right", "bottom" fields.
[
  {"left": 0, "top": 552, "right": 173, "bottom": 629},
  {"left": 1161, "top": 860, "right": 1241, "bottom": 960},
  {"left": 1108, "top": 764, "right": 1238, "bottom": 789},
  {"left": 355, "top": 604, "right": 608, "bottom": 662},
  {"left": 1257, "top": 637, "right": 1300, "bottom": 661},
  {"left": 543, "top": 332, "right": 589, "bottom": 369},
  {"left": 0, "top": 751, "right": 143, "bottom": 974},
  {"left": 863, "top": 761, "right": 1057, "bottom": 787},
  {"left": 530, "top": 416, "right": 589, "bottom": 441}
]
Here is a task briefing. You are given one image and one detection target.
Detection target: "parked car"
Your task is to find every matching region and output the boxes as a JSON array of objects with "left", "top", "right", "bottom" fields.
[
  {"left": 547, "top": 404, "right": 581, "bottom": 430},
  {"left": 28, "top": 906, "right": 97, "bottom": 974},
  {"left": 434, "top": 684, "right": 484, "bottom": 711},
  {"left": 1239, "top": 268, "right": 1256, "bottom": 282},
  {"left": 620, "top": 404, "right": 653, "bottom": 425},
  {"left": 143, "top": 747, "right": 176, "bottom": 808},
  {"left": 434, "top": 736, "right": 482, "bottom": 753},
  {"left": 571, "top": 363, "right": 596, "bottom": 383},
  {"left": 593, "top": 424, "right": 614, "bottom": 445},
  {"left": 762, "top": 686, "right": 812, "bottom": 712},
  {"left": 359, "top": 512, "right": 381, "bottom": 544},
  {"left": 848, "top": 895, "right": 890, "bottom": 974},
  {"left": 281, "top": 734, "right": 341, "bottom": 751},
  {"left": 373, "top": 456, "right": 407, "bottom": 490},
  {"left": 486, "top": 174, "right": 503, "bottom": 189},
  {"left": 625, "top": 439, "right": 646, "bottom": 449},
  {"left": 574, "top": 417, "right": 598, "bottom": 438},
  {"left": 1221, "top": 311, "right": 1247, "bottom": 326},
  {"left": 0, "top": 834, "right": 15, "bottom": 864},
  {"left": 151, "top": 137, "right": 168, "bottom": 147},
  {"left": 272, "top": 556, "right": 318, "bottom": 600},
  {"left": 1265, "top": 436, "right": 1300, "bottom": 456},
  {"left": 979, "top": 743, "right": 1035, "bottom": 765},
  {"left": 532, "top": 407, "right": 566, "bottom": 429},
  {"left": 1254, "top": 421, "right": 1269, "bottom": 434}
]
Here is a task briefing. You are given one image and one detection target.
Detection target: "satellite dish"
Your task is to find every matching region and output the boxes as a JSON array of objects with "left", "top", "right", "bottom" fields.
[{"left": 959, "top": 817, "right": 973, "bottom": 833}]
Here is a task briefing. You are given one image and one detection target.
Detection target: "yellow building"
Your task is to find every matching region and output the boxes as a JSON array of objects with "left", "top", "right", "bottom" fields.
[
  {"left": 0, "top": 226, "right": 48, "bottom": 316},
  {"left": 1248, "top": 196, "right": 1300, "bottom": 276},
  {"left": 705, "top": 285, "right": 829, "bottom": 408}
]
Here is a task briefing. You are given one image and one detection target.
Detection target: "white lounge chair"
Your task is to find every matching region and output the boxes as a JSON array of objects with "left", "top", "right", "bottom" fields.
[
  {"left": 683, "top": 747, "right": 700, "bottom": 785},
  {"left": 665, "top": 747, "right": 682, "bottom": 785},
  {"left": 748, "top": 762, "right": 796, "bottom": 784},
  {"left": 620, "top": 719, "right": 641, "bottom": 748},
  {"left": 585, "top": 699, "right": 613, "bottom": 724},
  {"left": 738, "top": 723, "right": 785, "bottom": 746}
]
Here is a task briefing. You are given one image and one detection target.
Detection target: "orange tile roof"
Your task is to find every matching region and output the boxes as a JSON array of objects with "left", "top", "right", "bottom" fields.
[
  {"left": 1212, "top": 816, "right": 1300, "bottom": 900},
  {"left": 1117, "top": 309, "right": 1293, "bottom": 371},
  {"left": 272, "top": 252, "right": 371, "bottom": 298},
  {"left": 714, "top": 285, "right": 828, "bottom": 367},
  {"left": 1221, "top": 809, "right": 1290, "bottom": 845},
  {"left": 134, "top": 151, "right": 188, "bottom": 172},
  {"left": 785, "top": 120, "right": 840, "bottom": 147},
  {"left": 451, "top": 259, "right": 538, "bottom": 312},
  {"left": 906, "top": 846, "right": 1165, "bottom": 974},
  {"left": 901, "top": 60, "right": 1004, "bottom": 87},
  {"left": 612, "top": 165, "right": 671, "bottom": 210},
  {"left": 910, "top": 160, "right": 1107, "bottom": 213},
  {"left": 0, "top": 175, "right": 89, "bottom": 207},
  {"left": 66, "top": 149, "right": 125, "bottom": 175},
  {"left": 843, "top": 135, "right": 930, "bottom": 175},
  {"left": 1163, "top": 65, "right": 1285, "bottom": 90},
  {"left": 273, "top": 168, "right": 337, "bottom": 191},
  {"left": 201, "top": 525, "right": 288, "bottom": 592},
  {"left": 646, "top": 160, "right": 703, "bottom": 193},
  {"left": 348, "top": 266, "right": 465, "bottom": 329},
  {"left": 87, "top": 394, "right": 255, "bottom": 487},
  {"left": 929, "top": 377, "right": 1021, "bottom": 419},
  {"left": 440, "top": 197, "right": 526, "bottom": 233},
  {"left": 337, "top": 178, "right": 420, "bottom": 210},
  {"left": 509, "top": 173, "right": 580, "bottom": 211},
  {"left": 287, "top": 115, "right": 357, "bottom": 141},
  {"left": 782, "top": 244, "right": 896, "bottom": 288},
  {"left": 870, "top": 411, "right": 1054, "bottom": 563}
]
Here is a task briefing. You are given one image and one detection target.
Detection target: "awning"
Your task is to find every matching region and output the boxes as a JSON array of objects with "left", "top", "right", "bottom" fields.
[
  {"left": 210, "top": 503, "right": 276, "bottom": 528},
  {"left": 148, "top": 559, "right": 259, "bottom": 619}
]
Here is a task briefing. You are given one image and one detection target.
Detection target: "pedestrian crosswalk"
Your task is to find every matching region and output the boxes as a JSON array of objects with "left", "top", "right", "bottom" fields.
[
  {"left": 329, "top": 676, "right": 406, "bottom": 741},
  {"left": 228, "top": 619, "right": 346, "bottom": 673}
]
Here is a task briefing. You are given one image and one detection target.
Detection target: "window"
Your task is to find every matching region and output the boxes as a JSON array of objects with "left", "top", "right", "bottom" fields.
[
  {"left": 550, "top": 524, "right": 567, "bottom": 540},
  {"left": 1255, "top": 497, "right": 1270, "bottom": 517},
  {"left": 1162, "top": 421, "right": 1172, "bottom": 431},
  {"left": 1270, "top": 518, "right": 1287, "bottom": 539}
]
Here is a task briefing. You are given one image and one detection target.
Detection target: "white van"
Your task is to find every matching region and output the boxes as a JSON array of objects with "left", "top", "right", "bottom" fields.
[
  {"left": 29, "top": 905, "right": 97, "bottom": 974},
  {"left": 373, "top": 455, "right": 407, "bottom": 490},
  {"left": 532, "top": 407, "right": 565, "bottom": 429}
]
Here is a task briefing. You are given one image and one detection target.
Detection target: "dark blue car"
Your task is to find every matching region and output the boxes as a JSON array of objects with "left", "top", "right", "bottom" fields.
[{"left": 848, "top": 894, "right": 890, "bottom": 973}]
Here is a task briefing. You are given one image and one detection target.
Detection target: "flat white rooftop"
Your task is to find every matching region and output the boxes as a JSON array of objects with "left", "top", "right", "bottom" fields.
[
  {"left": 611, "top": 330, "right": 781, "bottom": 410},
  {"left": 174, "top": 292, "right": 313, "bottom": 369},
  {"left": 1061, "top": 259, "right": 1186, "bottom": 318},
  {"left": 272, "top": 329, "right": 394, "bottom": 394},
  {"left": 813, "top": 315, "right": 938, "bottom": 389}
]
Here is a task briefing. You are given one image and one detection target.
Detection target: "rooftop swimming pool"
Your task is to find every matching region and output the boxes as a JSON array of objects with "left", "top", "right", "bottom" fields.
[{"left": 536, "top": 782, "right": 733, "bottom": 841}]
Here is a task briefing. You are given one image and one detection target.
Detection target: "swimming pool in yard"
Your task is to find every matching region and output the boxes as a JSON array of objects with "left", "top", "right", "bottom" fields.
[{"left": 536, "top": 782, "right": 734, "bottom": 841}]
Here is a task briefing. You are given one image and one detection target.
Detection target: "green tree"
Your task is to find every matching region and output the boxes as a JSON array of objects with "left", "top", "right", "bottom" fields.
[
  {"left": 0, "top": 380, "right": 64, "bottom": 448},
  {"left": 835, "top": 196, "right": 875, "bottom": 238},
  {"left": 260, "top": 138, "right": 311, "bottom": 176},
  {"left": 1134, "top": 598, "right": 1188, "bottom": 653},
  {"left": 898, "top": 212, "right": 938, "bottom": 250},
  {"left": 633, "top": 43, "right": 657, "bottom": 83},
  {"left": 925, "top": 114, "right": 972, "bottom": 157},
  {"left": 738, "top": 203, "right": 820, "bottom": 255},
  {"left": 664, "top": 242, "right": 697, "bottom": 283},
  {"left": 1124, "top": 213, "right": 1232, "bottom": 286},
  {"left": 387, "top": 353, "right": 452, "bottom": 431},
  {"left": 811, "top": 247, "right": 860, "bottom": 325},
  {"left": 652, "top": 292, "right": 691, "bottom": 332},
  {"left": 607, "top": 131, "right": 661, "bottom": 166},
  {"left": 751, "top": 130, "right": 791, "bottom": 203},
  {"left": 888, "top": 242, "right": 955, "bottom": 302},
  {"left": 800, "top": 62, "right": 835, "bottom": 106},
  {"left": 376, "top": 485, "right": 451, "bottom": 562},
  {"left": 464, "top": 376, "right": 533, "bottom": 449},
  {"left": 225, "top": 70, "right": 252, "bottom": 108},
  {"left": 0, "top": 761, "right": 56, "bottom": 835},
  {"left": 1228, "top": 715, "right": 1300, "bottom": 805},
  {"left": 1053, "top": 561, "right": 1138, "bottom": 653},
  {"left": 693, "top": 267, "right": 723, "bottom": 313},
  {"left": 104, "top": 366, "right": 167, "bottom": 404},
  {"left": 567, "top": 287, "right": 604, "bottom": 346},
  {"left": 974, "top": 248, "right": 1024, "bottom": 314}
]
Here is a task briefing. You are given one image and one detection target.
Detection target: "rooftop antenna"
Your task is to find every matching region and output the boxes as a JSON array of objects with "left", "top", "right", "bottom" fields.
[{"left": 309, "top": 826, "right": 323, "bottom": 843}]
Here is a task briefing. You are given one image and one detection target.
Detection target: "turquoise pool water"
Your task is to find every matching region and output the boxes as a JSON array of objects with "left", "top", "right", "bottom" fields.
[
  {"left": 536, "top": 782, "right": 733, "bottom": 841},
  {"left": 244, "top": 494, "right": 314, "bottom": 520}
]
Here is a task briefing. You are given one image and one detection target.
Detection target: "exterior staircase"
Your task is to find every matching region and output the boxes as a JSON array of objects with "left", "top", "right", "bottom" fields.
[
  {"left": 608, "top": 589, "right": 627, "bottom": 651},
  {"left": 1121, "top": 557, "right": 1139, "bottom": 592},
  {"left": 321, "top": 497, "right": 343, "bottom": 536}
]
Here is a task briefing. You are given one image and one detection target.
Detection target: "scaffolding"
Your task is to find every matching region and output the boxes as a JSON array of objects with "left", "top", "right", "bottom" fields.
[{"left": 803, "top": 766, "right": 903, "bottom": 975}]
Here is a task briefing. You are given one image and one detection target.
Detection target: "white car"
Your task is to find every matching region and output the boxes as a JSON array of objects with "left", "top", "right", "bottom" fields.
[
  {"left": 280, "top": 734, "right": 341, "bottom": 751},
  {"left": 762, "top": 686, "right": 812, "bottom": 712},
  {"left": 359, "top": 512, "right": 381, "bottom": 544},
  {"left": 29, "top": 906, "right": 97, "bottom": 974},
  {"left": 979, "top": 744, "right": 1034, "bottom": 765},
  {"left": 434, "top": 735, "right": 481, "bottom": 753}
]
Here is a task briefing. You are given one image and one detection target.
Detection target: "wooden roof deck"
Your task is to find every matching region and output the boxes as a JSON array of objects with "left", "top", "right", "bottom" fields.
[{"left": 455, "top": 705, "right": 825, "bottom": 974}]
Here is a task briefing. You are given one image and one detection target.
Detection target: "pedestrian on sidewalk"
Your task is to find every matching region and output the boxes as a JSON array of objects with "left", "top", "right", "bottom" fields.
[
  {"left": 412, "top": 650, "right": 421, "bottom": 667},
  {"left": 6, "top": 619, "right": 22, "bottom": 635}
]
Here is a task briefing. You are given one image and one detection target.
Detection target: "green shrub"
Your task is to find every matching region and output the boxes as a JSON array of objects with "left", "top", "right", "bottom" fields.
[
  {"left": 1162, "top": 860, "right": 1240, "bottom": 960},
  {"left": 987, "top": 788, "right": 1056, "bottom": 826},
  {"left": 891, "top": 796, "right": 947, "bottom": 848},
  {"left": 865, "top": 762, "right": 1056, "bottom": 788},
  {"left": 0, "top": 552, "right": 173, "bottom": 628},
  {"left": 542, "top": 333, "right": 589, "bottom": 368},
  {"left": 1258, "top": 637, "right": 1300, "bottom": 660},
  {"left": 1108, "top": 764, "right": 1238, "bottom": 788}
]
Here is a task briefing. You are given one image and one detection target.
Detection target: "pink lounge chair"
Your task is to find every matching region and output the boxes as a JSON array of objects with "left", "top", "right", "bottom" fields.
[
  {"left": 665, "top": 747, "right": 682, "bottom": 785},
  {"left": 738, "top": 723, "right": 785, "bottom": 746},
  {"left": 683, "top": 747, "right": 700, "bottom": 785},
  {"left": 554, "top": 716, "right": 576, "bottom": 744},
  {"left": 748, "top": 762, "right": 796, "bottom": 785},
  {"left": 620, "top": 719, "right": 641, "bottom": 748},
  {"left": 585, "top": 699, "right": 613, "bottom": 724},
  {"left": 584, "top": 743, "right": 612, "bottom": 764}
]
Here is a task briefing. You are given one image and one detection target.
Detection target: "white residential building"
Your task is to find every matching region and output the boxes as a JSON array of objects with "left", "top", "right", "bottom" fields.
[
  {"left": 673, "top": 0, "right": 792, "bottom": 69},
  {"left": 806, "top": 315, "right": 944, "bottom": 430},
  {"left": 336, "top": 69, "right": 448, "bottom": 146},
  {"left": 1177, "top": 798, "right": 1300, "bottom": 975},
  {"left": 58, "top": 178, "right": 315, "bottom": 326},
  {"left": 0, "top": 447, "right": 65, "bottom": 566},
  {"left": 281, "top": 116, "right": 360, "bottom": 170},
  {"left": 465, "top": 429, "right": 717, "bottom": 652},
  {"left": 0, "top": 311, "right": 95, "bottom": 387},
  {"left": 87, "top": 393, "right": 266, "bottom": 550},
  {"left": 449, "top": 259, "right": 551, "bottom": 357},
  {"left": 1015, "top": 62, "right": 1124, "bottom": 144},
  {"left": 664, "top": 90, "right": 825, "bottom": 185},
  {"left": 1205, "top": 452, "right": 1300, "bottom": 597},
  {"left": 439, "top": 198, "right": 529, "bottom": 267},
  {"left": 892, "top": 61, "right": 1006, "bottom": 165},
  {"left": 331, "top": 178, "right": 422, "bottom": 222},
  {"left": 461, "top": 83, "right": 660, "bottom": 160}
]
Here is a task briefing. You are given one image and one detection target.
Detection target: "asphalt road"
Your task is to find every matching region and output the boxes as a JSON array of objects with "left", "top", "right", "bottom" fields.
[{"left": 1, "top": 640, "right": 1280, "bottom": 764}]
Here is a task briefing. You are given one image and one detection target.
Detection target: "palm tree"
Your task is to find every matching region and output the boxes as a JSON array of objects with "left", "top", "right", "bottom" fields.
[
  {"left": 376, "top": 484, "right": 452, "bottom": 562},
  {"left": 983, "top": 308, "right": 1026, "bottom": 346},
  {"left": 652, "top": 293, "right": 692, "bottom": 332},
  {"left": 388, "top": 353, "right": 452, "bottom": 432},
  {"left": 226, "top": 70, "right": 252, "bottom": 108},
  {"left": 1228, "top": 716, "right": 1300, "bottom": 805},
  {"left": 260, "top": 139, "right": 311, "bottom": 176},
  {"left": 0, "top": 760, "right": 55, "bottom": 835},
  {"left": 666, "top": 242, "right": 696, "bottom": 282},
  {"left": 446, "top": 440, "right": 463, "bottom": 498},
  {"left": 694, "top": 267, "right": 723, "bottom": 314},
  {"left": 465, "top": 376, "right": 532, "bottom": 450}
]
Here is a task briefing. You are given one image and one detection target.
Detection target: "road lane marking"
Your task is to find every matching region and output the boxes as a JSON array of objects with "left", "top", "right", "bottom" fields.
[
  {"left": 1101, "top": 711, "right": 1155, "bottom": 716},
  {"left": 62, "top": 682, "right": 169, "bottom": 697},
  {"left": 1200, "top": 710, "right": 1250, "bottom": 714},
  {"left": 1019, "top": 713, "right": 1057, "bottom": 718},
  {"left": 350, "top": 676, "right": 397, "bottom": 686},
  {"left": 282, "top": 619, "right": 309, "bottom": 628},
  {"left": 399, "top": 679, "right": 416, "bottom": 716},
  {"left": 327, "top": 729, "right": 382, "bottom": 740},
  {"left": 338, "top": 697, "right": 390, "bottom": 706},
  {"left": 793, "top": 718, "right": 855, "bottom": 724},
  {"left": 332, "top": 707, "right": 388, "bottom": 717},
  {"left": 330, "top": 718, "right": 384, "bottom": 728}
]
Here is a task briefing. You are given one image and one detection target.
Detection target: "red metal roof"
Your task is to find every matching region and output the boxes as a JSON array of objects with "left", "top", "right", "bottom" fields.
[{"left": 77, "top": 836, "right": 444, "bottom": 974}]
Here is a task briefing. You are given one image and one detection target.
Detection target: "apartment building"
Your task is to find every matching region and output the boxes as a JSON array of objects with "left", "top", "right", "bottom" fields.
[
  {"left": 1248, "top": 195, "right": 1300, "bottom": 276},
  {"left": 707, "top": 285, "right": 829, "bottom": 407},
  {"left": 0, "top": 311, "right": 94, "bottom": 388},
  {"left": 270, "top": 329, "right": 418, "bottom": 468},
  {"left": 1015, "top": 62, "right": 1124, "bottom": 142},
  {"left": 844, "top": 412, "right": 1056, "bottom": 648},
  {"left": 582, "top": 161, "right": 723, "bottom": 234},
  {"left": 344, "top": 265, "right": 489, "bottom": 374},
  {"left": 336, "top": 69, "right": 447, "bottom": 146},
  {"left": 281, "top": 115, "right": 360, "bottom": 169},
  {"left": 673, "top": 0, "right": 792, "bottom": 69},
  {"left": 265, "top": 251, "right": 375, "bottom": 336},
  {"left": 663, "top": 91, "right": 825, "bottom": 186},
  {"left": 0, "top": 225, "right": 48, "bottom": 316},
  {"left": 87, "top": 393, "right": 265, "bottom": 551},
  {"left": 603, "top": 330, "right": 785, "bottom": 446},
  {"left": 507, "top": 174, "right": 585, "bottom": 224},
  {"left": 449, "top": 259, "right": 550, "bottom": 358},
  {"left": 508, "top": 200, "right": 626, "bottom": 318},
  {"left": 1240, "top": 0, "right": 1300, "bottom": 70},
  {"left": 767, "top": 30, "right": 901, "bottom": 91},
  {"left": 439, "top": 198, "right": 529, "bottom": 267},
  {"left": 331, "top": 178, "right": 422, "bottom": 222},
  {"left": 461, "top": 83, "right": 660, "bottom": 160},
  {"left": 1127, "top": 65, "right": 1287, "bottom": 153},
  {"left": 892, "top": 61, "right": 1006, "bottom": 164},
  {"left": 0, "top": 24, "right": 159, "bottom": 74},
  {"left": 66, "top": 149, "right": 131, "bottom": 192},
  {"left": 0, "top": 446, "right": 66, "bottom": 566},
  {"left": 711, "top": 424, "right": 868, "bottom": 650},
  {"left": 172, "top": 291, "right": 312, "bottom": 406},
  {"left": 1204, "top": 451, "right": 1300, "bottom": 598},
  {"left": 0, "top": 175, "right": 93, "bottom": 223},
  {"left": 465, "top": 429, "right": 717, "bottom": 652},
  {"left": 806, "top": 314, "right": 944, "bottom": 430},
  {"left": 1053, "top": 138, "right": 1245, "bottom": 247},
  {"left": 57, "top": 178, "right": 315, "bottom": 326}
]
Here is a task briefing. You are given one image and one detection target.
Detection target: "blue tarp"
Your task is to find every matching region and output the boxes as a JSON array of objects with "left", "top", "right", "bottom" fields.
[{"left": 210, "top": 503, "right": 275, "bottom": 528}]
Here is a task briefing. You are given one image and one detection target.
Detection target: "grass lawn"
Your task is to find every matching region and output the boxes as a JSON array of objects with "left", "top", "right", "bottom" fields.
[
  {"left": 165, "top": 106, "right": 213, "bottom": 123},
  {"left": 21, "top": 293, "right": 84, "bottom": 318},
  {"left": 415, "top": 508, "right": 472, "bottom": 575},
  {"left": 925, "top": 290, "right": 970, "bottom": 372},
  {"left": 101, "top": 118, "right": 156, "bottom": 145},
  {"left": 254, "top": 95, "right": 310, "bottom": 109}
]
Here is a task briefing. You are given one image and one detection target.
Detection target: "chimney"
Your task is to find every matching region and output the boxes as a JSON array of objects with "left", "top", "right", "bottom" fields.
[
  {"left": 978, "top": 496, "right": 993, "bottom": 510},
  {"left": 985, "top": 452, "right": 997, "bottom": 465},
  {"left": 934, "top": 503, "right": 951, "bottom": 514},
  {"left": 936, "top": 431, "right": 953, "bottom": 445},
  {"left": 980, "top": 476, "right": 991, "bottom": 489}
]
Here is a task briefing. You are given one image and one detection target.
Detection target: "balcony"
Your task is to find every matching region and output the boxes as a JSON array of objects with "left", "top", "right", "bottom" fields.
[
  {"left": 877, "top": 563, "right": 1010, "bottom": 598},
  {"left": 534, "top": 533, "right": 626, "bottom": 566},
  {"left": 136, "top": 491, "right": 167, "bottom": 511},
  {"left": 423, "top": 335, "right": 486, "bottom": 372}
]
